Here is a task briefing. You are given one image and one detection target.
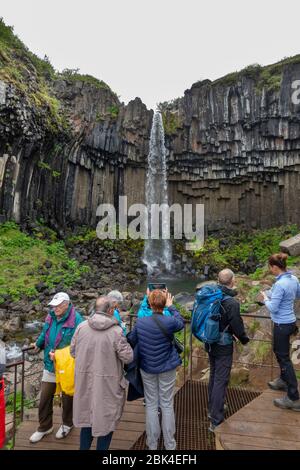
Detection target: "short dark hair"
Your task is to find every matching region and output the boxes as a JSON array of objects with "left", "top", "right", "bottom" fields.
[{"left": 268, "top": 253, "right": 288, "bottom": 270}]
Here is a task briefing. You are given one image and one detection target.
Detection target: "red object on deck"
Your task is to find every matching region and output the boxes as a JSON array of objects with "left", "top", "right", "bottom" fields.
[{"left": 0, "top": 378, "right": 5, "bottom": 448}]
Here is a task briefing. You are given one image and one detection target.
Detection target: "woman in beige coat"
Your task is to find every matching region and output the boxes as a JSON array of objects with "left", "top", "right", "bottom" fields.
[{"left": 70, "top": 296, "right": 133, "bottom": 450}]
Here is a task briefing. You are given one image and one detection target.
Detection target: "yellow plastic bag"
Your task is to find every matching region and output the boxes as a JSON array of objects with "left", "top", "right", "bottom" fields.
[{"left": 54, "top": 346, "right": 75, "bottom": 397}]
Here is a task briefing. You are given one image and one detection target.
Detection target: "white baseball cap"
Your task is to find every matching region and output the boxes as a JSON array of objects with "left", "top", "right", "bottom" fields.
[{"left": 48, "top": 292, "right": 70, "bottom": 307}]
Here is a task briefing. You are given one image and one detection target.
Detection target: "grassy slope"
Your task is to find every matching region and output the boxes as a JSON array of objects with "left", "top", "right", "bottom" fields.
[
  {"left": 0, "top": 221, "right": 89, "bottom": 302},
  {"left": 190, "top": 224, "right": 300, "bottom": 275}
]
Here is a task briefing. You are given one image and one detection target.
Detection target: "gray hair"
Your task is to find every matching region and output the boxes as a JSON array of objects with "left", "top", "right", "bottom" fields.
[
  {"left": 95, "top": 296, "right": 116, "bottom": 314},
  {"left": 218, "top": 269, "right": 235, "bottom": 286},
  {"left": 107, "top": 290, "right": 123, "bottom": 303}
]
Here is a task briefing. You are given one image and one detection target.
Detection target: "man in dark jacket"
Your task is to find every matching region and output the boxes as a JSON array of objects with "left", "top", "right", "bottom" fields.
[{"left": 205, "top": 269, "right": 249, "bottom": 432}]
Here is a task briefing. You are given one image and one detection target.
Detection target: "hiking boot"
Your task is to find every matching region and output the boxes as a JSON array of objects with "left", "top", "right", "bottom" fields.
[
  {"left": 29, "top": 427, "right": 53, "bottom": 443},
  {"left": 208, "top": 421, "right": 223, "bottom": 433},
  {"left": 208, "top": 403, "right": 229, "bottom": 420},
  {"left": 208, "top": 423, "right": 216, "bottom": 433},
  {"left": 273, "top": 396, "right": 300, "bottom": 411},
  {"left": 55, "top": 425, "right": 73, "bottom": 439},
  {"left": 268, "top": 377, "right": 288, "bottom": 391}
]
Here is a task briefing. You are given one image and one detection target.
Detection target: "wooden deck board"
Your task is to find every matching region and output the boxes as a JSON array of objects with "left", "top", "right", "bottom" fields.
[
  {"left": 14, "top": 399, "right": 145, "bottom": 450},
  {"left": 215, "top": 387, "right": 300, "bottom": 450},
  {"left": 15, "top": 380, "right": 300, "bottom": 451}
]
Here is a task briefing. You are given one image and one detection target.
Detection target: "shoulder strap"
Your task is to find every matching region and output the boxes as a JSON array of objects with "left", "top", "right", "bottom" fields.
[
  {"left": 222, "top": 294, "right": 232, "bottom": 302},
  {"left": 152, "top": 314, "right": 172, "bottom": 344},
  {"left": 220, "top": 295, "right": 233, "bottom": 334}
]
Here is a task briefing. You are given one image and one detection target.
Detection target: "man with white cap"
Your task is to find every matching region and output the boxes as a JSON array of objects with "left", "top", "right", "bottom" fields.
[{"left": 29, "top": 292, "right": 83, "bottom": 443}]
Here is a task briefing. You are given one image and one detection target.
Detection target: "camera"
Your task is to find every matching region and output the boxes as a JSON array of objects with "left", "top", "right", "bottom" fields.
[{"left": 147, "top": 283, "right": 167, "bottom": 291}]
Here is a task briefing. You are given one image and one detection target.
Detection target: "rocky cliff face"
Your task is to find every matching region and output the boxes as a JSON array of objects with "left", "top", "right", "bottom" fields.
[
  {"left": 0, "top": 73, "right": 152, "bottom": 230},
  {"left": 163, "top": 60, "right": 300, "bottom": 231},
  {"left": 1, "top": 37, "right": 300, "bottom": 232}
]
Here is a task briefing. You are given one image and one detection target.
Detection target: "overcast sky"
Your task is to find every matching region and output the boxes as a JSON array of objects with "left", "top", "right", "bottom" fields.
[{"left": 1, "top": 0, "right": 300, "bottom": 110}]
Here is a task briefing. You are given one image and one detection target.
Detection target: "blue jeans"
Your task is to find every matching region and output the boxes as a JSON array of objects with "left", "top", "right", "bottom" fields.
[{"left": 80, "top": 427, "right": 113, "bottom": 450}]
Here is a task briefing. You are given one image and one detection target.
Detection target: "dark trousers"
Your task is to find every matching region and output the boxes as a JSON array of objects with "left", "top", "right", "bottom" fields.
[
  {"left": 80, "top": 427, "right": 113, "bottom": 450},
  {"left": 208, "top": 353, "right": 232, "bottom": 426},
  {"left": 273, "top": 322, "right": 299, "bottom": 401},
  {"left": 38, "top": 381, "right": 73, "bottom": 432}
]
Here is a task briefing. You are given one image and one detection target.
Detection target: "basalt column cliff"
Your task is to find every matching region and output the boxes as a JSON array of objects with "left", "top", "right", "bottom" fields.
[
  {"left": 163, "top": 60, "right": 300, "bottom": 231},
  {"left": 0, "top": 77, "right": 152, "bottom": 230},
  {"left": 1, "top": 23, "right": 300, "bottom": 233}
]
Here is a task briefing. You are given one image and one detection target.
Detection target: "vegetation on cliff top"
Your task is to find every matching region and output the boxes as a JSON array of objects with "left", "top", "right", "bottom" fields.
[
  {"left": 58, "top": 68, "right": 112, "bottom": 92},
  {"left": 0, "top": 18, "right": 69, "bottom": 133},
  {"left": 0, "top": 19, "right": 118, "bottom": 133},
  {"left": 212, "top": 55, "right": 300, "bottom": 92},
  {"left": 159, "top": 55, "right": 300, "bottom": 125}
]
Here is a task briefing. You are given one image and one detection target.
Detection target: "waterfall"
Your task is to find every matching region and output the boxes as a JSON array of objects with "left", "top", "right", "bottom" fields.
[{"left": 143, "top": 112, "right": 173, "bottom": 275}]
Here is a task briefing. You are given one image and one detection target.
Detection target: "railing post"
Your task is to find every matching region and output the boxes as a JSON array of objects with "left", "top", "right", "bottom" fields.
[
  {"left": 12, "top": 364, "right": 17, "bottom": 449},
  {"left": 189, "top": 322, "right": 193, "bottom": 382},
  {"left": 183, "top": 321, "right": 186, "bottom": 384},
  {"left": 21, "top": 349, "right": 25, "bottom": 422}
]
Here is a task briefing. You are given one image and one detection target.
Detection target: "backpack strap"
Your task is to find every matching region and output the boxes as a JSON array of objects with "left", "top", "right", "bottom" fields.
[
  {"left": 220, "top": 294, "right": 233, "bottom": 333},
  {"left": 151, "top": 314, "right": 173, "bottom": 345}
]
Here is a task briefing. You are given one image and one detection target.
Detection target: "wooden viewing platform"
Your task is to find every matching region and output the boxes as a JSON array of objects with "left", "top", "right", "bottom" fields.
[
  {"left": 14, "top": 399, "right": 145, "bottom": 450},
  {"left": 215, "top": 387, "right": 300, "bottom": 450},
  {"left": 14, "top": 381, "right": 298, "bottom": 451}
]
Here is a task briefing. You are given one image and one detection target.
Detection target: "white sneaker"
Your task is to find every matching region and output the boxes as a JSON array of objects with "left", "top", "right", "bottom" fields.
[
  {"left": 55, "top": 424, "right": 73, "bottom": 439},
  {"left": 29, "top": 427, "right": 53, "bottom": 443}
]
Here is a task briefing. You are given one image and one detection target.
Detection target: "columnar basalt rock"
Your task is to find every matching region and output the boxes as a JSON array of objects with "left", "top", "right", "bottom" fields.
[
  {"left": 164, "top": 62, "right": 300, "bottom": 231},
  {"left": 1, "top": 54, "right": 300, "bottom": 232},
  {"left": 0, "top": 76, "right": 152, "bottom": 228}
]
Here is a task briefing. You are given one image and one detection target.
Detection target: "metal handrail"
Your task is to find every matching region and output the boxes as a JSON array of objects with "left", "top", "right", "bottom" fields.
[
  {"left": 4, "top": 346, "right": 36, "bottom": 448},
  {"left": 3, "top": 311, "right": 300, "bottom": 449}
]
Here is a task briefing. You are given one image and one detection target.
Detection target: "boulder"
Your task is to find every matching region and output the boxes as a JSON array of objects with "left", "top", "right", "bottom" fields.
[
  {"left": 82, "top": 292, "right": 98, "bottom": 300},
  {"left": 0, "top": 309, "right": 7, "bottom": 321},
  {"left": 174, "top": 292, "right": 195, "bottom": 311},
  {"left": 200, "top": 367, "right": 210, "bottom": 381},
  {"left": 229, "top": 367, "right": 249, "bottom": 386},
  {"left": 3, "top": 317, "right": 22, "bottom": 333},
  {"left": 280, "top": 233, "right": 300, "bottom": 256}
]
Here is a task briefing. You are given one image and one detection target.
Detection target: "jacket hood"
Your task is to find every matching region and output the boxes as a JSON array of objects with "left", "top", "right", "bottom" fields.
[
  {"left": 88, "top": 312, "right": 119, "bottom": 331},
  {"left": 219, "top": 285, "right": 237, "bottom": 297}
]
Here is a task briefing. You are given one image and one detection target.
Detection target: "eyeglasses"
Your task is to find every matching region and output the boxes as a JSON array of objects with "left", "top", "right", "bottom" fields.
[{"left": 53, "top": 302, "right": 67, "bottom": 311}]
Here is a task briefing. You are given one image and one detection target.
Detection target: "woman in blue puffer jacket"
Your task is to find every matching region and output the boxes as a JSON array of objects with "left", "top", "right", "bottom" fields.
[{"left": 127, "top": 289, "right": 184, "bottom": 450}]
